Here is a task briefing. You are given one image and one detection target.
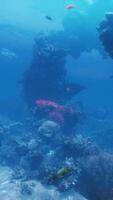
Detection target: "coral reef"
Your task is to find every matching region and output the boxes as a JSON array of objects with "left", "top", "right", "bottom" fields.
[
  {"left": 0, "top": 119, "right": 98, "bottom": 193},
  {"left": 0, "top": 116, "right": 113, "bottom": 200}
]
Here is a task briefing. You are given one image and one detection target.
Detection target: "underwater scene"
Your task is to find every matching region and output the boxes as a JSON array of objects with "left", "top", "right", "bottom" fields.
[{"left": 0, "top": 0, "right": 113, "bottom": 199}]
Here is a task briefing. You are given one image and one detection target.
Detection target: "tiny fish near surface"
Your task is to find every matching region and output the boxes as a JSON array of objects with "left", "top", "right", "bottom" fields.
[{"left": 45, "top": 16, "right": 53, "bottom": 20}]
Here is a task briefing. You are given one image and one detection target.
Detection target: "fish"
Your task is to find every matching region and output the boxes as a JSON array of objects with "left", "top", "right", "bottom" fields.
[
  {"left": 66, "top": 4, "right": 75, "bottom": 10},
  {"left": 45, "top": 16, "right": 53, "bottom": 21},
  {"left": 48, "top": 167, "right": 73, "bottom": 183}
]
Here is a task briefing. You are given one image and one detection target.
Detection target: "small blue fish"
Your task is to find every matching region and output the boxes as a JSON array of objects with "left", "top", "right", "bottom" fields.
[{"left": 45, "top": 16, "right": 53, "bottom": 21}]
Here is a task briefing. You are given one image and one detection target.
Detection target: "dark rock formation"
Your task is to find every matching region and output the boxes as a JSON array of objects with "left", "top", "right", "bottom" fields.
[
  {"left": 98, "top": 12, "right": 113, "bottom": 59},
  {"left": 22, "top": 25, "right": 86, "bottom": 107}
]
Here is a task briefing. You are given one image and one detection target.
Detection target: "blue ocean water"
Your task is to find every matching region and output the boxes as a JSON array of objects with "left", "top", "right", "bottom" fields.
[{"left": 0, "top": 0, "right": 113, "bottom": 199}]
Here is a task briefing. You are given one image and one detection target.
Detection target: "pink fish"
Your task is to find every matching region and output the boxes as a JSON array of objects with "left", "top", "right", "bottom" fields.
[{"left": 66, "top": 4, "right": 75, "bottom": 10}]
